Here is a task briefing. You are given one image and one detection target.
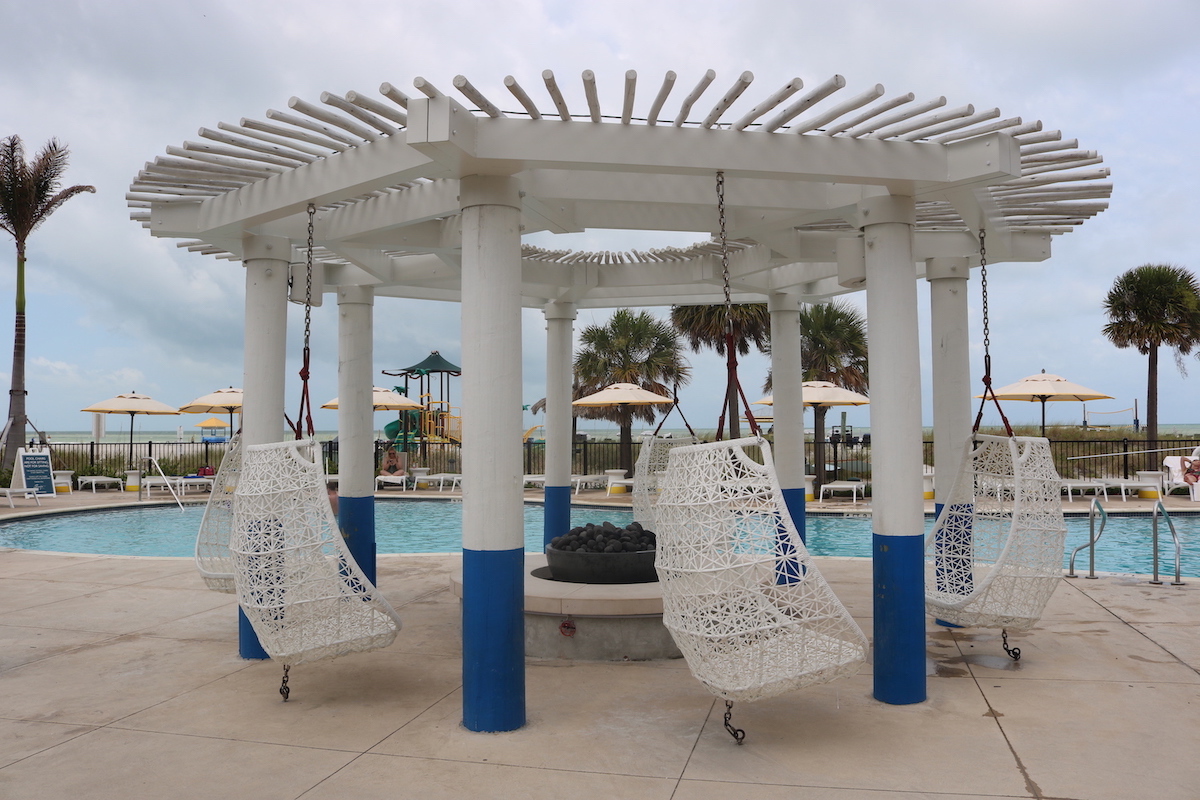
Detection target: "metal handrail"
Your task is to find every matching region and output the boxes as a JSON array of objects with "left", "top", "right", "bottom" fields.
[
  {"left": 1150, "top": 500, "right": 1185, "bottom": 586},
  {"left": 138, "top": 456, "right": 185, "bottom": 511},
  {"left": 1066, "top": 498, "right": 1108, "bottom": 579}
]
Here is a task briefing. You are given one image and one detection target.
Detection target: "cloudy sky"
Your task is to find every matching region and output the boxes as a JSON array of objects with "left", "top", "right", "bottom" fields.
[{"left": 1, "top": 0, "right": 1198, "bottom": 437}]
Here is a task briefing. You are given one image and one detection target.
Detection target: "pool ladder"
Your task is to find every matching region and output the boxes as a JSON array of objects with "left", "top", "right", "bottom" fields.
[{"left": 1066, "top": 498, "right": 1185, "bottom": 585}]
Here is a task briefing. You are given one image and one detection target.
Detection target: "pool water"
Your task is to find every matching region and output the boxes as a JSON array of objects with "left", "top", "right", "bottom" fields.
[{"left": 0, "top": 501, "right": 1194, "bottom": 577}]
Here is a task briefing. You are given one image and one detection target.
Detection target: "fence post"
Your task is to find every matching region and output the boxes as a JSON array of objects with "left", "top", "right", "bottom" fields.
[
  {"left": 582, "top": 439, "right": 589, "bottom": 475},
  {"left": 89, "top": 440, "right": 96, "bottom": 468},
  {"left": 1122, "top": 438, "right": 1129, "bottom": 480}
]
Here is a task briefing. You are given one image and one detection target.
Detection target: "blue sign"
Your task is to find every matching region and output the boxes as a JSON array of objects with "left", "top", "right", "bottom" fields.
[{"left": 17, "top": 452, "right": 54, "bottom": 495}]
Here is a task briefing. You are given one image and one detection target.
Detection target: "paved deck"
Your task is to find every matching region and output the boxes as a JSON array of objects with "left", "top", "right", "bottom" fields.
[{"left": 0, "top": 488, "right": 1197, "bottom": 798}]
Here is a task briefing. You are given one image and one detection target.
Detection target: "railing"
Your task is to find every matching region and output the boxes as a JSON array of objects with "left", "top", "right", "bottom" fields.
[
  {"left": 137, "top": 456, "right": 184, "bottom": 511},
  {"left": 1066, "top": 498, "right": 1108, "bottom": 579},
  {"left": 40, "top": 436, "right": 1200, "bottom": 486},
  {"left": 1150, "top": 500, "right": 1185, "bottom": 586},
  {"left": 1067, "top": 497, "right": 1186, "bottom": 584}
]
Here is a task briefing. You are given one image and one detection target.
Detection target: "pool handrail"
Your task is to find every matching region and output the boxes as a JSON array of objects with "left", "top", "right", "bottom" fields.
[
  {"left": 1150, "top": 500, "right": 1185, "bottom": 586},
  {"left": 1066, "top": 498, "right": 1108, "bottom": 579},
  {"left": 139, "top": 456, "right": 185, "bottom": 511}
]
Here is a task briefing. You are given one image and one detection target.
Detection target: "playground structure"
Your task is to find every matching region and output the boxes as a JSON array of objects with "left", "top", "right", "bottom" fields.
[
  {"left": 128, "top": 67, "right": 1110, "bottom": 732},
  {"left": 382, "top": 352, "right": 463, "bottom": 451}
]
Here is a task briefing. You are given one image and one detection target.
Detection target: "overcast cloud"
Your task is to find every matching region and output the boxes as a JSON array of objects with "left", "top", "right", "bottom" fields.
[{"left": 1, "top": 0, "right": 1197, "bottom": 435}]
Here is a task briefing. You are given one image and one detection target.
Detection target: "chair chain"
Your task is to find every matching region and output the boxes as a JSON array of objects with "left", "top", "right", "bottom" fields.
[{"left": 723, "top": 700, "right": 746, "bottom": 744}]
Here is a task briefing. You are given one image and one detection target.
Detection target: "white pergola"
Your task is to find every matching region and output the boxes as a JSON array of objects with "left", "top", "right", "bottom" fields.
[{"left": 129, "top": 68, "right": 1110, "bottom": 732}]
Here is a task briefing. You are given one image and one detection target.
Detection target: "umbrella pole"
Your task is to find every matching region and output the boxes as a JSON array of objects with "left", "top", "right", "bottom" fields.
[
  {"left": 128, "top": 412, "right": 135, "bottom": 469},
  {"left": 1041, "top": 398, "right": 1047, "bottom": 438}
]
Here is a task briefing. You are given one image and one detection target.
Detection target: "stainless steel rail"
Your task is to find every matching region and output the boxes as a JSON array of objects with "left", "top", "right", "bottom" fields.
[
  {"left": 1066, "top": 498, "right": 1107, "bottom": 579},
  {"left": 1150, "top": 500, "right": 1185, "bottom": 586}
]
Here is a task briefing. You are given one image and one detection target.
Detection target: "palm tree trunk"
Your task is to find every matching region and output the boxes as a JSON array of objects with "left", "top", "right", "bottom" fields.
[
  {"left": 1146, "top": 345, "right": 1159, "bottom": 471},
  {"left": 2, "top": 244, "right": 27, "bottom": 472},
  {"left": 725, "top": 336, "right": 741, "bottom": 439}
]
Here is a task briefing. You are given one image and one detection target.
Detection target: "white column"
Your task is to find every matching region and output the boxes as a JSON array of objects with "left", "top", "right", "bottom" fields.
[
  {"left": 768, "top": 291, "right": 808, "bottom": 514},
  {"left": 459, "top": 174, "right": 525, "bottom": 733},
  {"left": 860, "top": 194, "right": 926, "bottom": 705},
  {"left": 337, "top": 285, "right": 375, "bottom": 498},
  {"left": 238, "top": 233, "right": 290, "bottom": 659},
  {"left": 543, "top": 300, "right": 576, "bottom": 546},
  {"left": 926, "top": 258, "right": 972, "bottom": 507},
  {"left": 241, "top": 235, "right": 290, "bottom": 447}
]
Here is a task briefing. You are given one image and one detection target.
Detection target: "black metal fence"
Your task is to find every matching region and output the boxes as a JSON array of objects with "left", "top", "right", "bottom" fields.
[
  {"left": 43, "top": 436, "right": 1200, "bottom": 486},
  {"left": 46, "top": 440, "right": 233, "bottom": 478}
]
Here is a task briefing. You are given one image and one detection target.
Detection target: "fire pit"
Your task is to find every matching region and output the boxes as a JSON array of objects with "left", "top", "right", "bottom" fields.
[{"left": 544, "top": 521, "right": 657, "bottom": 584}]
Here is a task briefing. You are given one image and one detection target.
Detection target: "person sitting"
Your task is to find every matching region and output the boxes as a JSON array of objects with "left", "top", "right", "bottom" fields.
[
  {"left": 1183, "top": 457, "right": 1200, "bottom": 485},
  {"left": 379, "top": 447, "right": 405, "bottom": 476}
]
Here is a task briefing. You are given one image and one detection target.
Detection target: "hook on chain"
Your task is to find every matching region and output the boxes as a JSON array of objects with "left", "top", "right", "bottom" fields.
[
  {"left": 1001, "top": 629, "right": 1021, "bottom": 661},
  {"left": 723, "top": 700, "right": 746, "bottom": 745}
]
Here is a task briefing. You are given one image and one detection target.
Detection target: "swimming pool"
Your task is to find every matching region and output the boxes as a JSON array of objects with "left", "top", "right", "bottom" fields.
[{"left": 0, "top": 501, "right": 1193, "bottom": 577}]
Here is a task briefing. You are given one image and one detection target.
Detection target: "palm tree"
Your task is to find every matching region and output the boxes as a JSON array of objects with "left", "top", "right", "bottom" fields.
[
  {"left": 574, "top": 309, "right": 690, "bottom": 474},
  {"left": 1103, "top": 264, "right": 1200, "bottom": 452},
  {"left": 798, "top": 301, "right": 868, "bottom": 490},
  {"left": 670, "top": 303, "right": 770, "bottom": 439},
  {"left": 0, "top": 137, "right": 94, "bottom": 471}
]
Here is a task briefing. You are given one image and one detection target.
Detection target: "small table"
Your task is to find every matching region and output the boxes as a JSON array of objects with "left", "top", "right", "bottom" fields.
[
  {"left": 410, "top": 467, "right": 431, "bottom": 488},
  {"left": 52, "top": 470, "right": 74, "bottom": 494}
]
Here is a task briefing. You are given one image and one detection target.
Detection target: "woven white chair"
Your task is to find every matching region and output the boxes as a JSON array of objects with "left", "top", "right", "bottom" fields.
[
  {"left": 655, "top": 436, "right": 868, "bottom": 703},
  {"left": 195, "top": 436, "right": 240, "bottom": 593},
  {"left": 926, "top": 434, "right": 1067, "bottom": 631},
  {"left": 231, "top": 439, "right": 401, "bottom": 667},
  {"left": 631, "top": 434, "right": 696, "bottom": 528}
]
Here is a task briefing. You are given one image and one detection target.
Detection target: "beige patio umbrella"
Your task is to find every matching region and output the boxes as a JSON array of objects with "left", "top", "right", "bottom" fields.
[
  {"left": 179, "top": 387, "right": 244, "bottom": 430},
  {"left": 81, "top": 391, "right": 181, "bottom": 467},
  {"left": 321, "top": 387, "right": 423, "bottom": 411},
  {"left": 754, "top": 380, "right": 871, "bottom": 409},
  {"left": 984, "top": 371, "right": 1112, "bottom": 436},
  {"left": 572, "top": 382, "right": 673, "bottom": 407}
]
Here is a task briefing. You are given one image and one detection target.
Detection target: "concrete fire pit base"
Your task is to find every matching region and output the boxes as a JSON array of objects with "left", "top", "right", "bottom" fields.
[{"left": 450, "top": 554, "right": 681, "bottom": 661}]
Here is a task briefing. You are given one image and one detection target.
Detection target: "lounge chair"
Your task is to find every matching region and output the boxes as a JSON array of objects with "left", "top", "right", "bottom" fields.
[
  {"left": 571, "top": 474, "right": 608, "bottom": 494},
  {"left": 1062, "top": 479, "right": 1108, "bottom": 502},
  {"left": 78, "top": 476, "right": 124, "bottom": 492},
  {"left": 0, "top": 488, "right": 41, "bottom": 507},
  {"left": 1102, "top": 472, "right": 1163, "bottom": 501},
  {"left": 818, "top": 479, "right": 868, "bottom": 503},
  {"left": 1163, "top": 457, "right": 1198, "bottom": 500}
]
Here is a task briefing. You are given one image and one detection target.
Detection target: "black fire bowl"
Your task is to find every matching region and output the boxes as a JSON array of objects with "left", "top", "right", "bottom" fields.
[{"left": 543, "top": 545, "right": 658, "bottom": 584}]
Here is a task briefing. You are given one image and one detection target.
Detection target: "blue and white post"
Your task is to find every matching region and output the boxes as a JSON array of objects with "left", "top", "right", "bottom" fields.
[
  {"left": 459, "top": 175, "right": 526, "bottom": 732},
  {"left": 238, "top": 233, "right": 290, "bottom": 660},
  {"left": 337, "top": 285, "right": 378, "bottom": 585},
  {"left": 860, "top": 195, "right": 927, "bottom": 705},
  {"left": 769, "top": 291, "right": 807, "bottom": 584},
  {"left": 543, "top": 301, "right": 576, "bottom": 548}
]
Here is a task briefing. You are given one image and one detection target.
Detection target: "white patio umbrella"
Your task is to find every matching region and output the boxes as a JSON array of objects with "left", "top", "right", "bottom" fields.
[
  {"left": 572, "top": 382, "right": 673, "bottom": 407},
  {"left": 81, "top": 392, "right": 181, "bottom": 467},
  {"left": 321, "top": 387, "right": 423, "bottom": 411},
  {"left": 179, "top": 387, "right": 244, "bottom": 430},
  {"left": 985, "top": 371, "right": 1112, "bottom": 436},
  {"left": 754, "top": 380, "right": 871, "bottom": 409}
]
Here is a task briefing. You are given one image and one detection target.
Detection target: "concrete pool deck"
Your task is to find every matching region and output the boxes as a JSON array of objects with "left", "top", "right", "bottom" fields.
[{"left": 0, "top": 489, "right": 1197, "bottom": 798}]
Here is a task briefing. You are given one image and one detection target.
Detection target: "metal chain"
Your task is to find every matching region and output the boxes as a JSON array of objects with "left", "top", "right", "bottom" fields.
[
  {"left": 1001, "top": 629, "right": 1021, "bottom": 661},
  {"left": 723, "top": 700, "right": 745, "bottom": 745},
  {"left": 716, "top": 172, "right": 732, "bottom": 325},
  {"left": 280, "top": 664, "right": 291, "bottom": 701},
  {"left": 978, "top": 229, "right": 990, "bottom": 361},
  {"left": 304, "top": 203, "right": 315, "bottom": 350}
]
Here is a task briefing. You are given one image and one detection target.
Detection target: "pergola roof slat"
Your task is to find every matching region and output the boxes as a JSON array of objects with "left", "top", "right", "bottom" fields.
[
  {"left": 645, "top": 70, "right": 676, "bottom": 126},
  {"left": 760, "top": 74, "right": 846, "bottom": 133},
  {"left": 673, "top": 69, "right": 716, "bottom": 126},
  {"left": 504, "top": 75, "right": 542, "bottom": 119},
  {"left": 453, "top": 75, "right": 505, "bottom": 119},
  {"left": 345, "top": 90, "right": 408, "bottom": 126},
  {"left": 289, "top": 96, "right": 381, "bottom": 142},
  {"left": 321, "top": 92, "right": 401, "bottom": 134},
  {"left": 701, "top": 70, "right": 754, "bottom": 129},
  {"left": 732, "top": 77, "right": 804, "bottom": 131}
]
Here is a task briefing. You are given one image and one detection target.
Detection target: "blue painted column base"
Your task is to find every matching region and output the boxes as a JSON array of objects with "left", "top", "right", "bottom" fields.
[
  {"left": 339, "top": 495, "right": 377, "bottom": 586},
  {"left": 873, "top": 533, "right": 927, "bottom": 705},
  {"left": 543, "top": 485, "right": 571, "bottom": 549},
  {"left": 239, "top": 607, "right": 270, "bottom": 659},
  {"left": 462, "top": 547, "right": 526, "bottom": 732},
  {"left": 781, "top": 487, "right": 807, "bottom": 545}
]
